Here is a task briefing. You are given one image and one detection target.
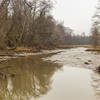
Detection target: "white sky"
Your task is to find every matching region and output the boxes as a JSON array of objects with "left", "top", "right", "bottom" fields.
[{"left": 52, "top": 0, "right": 98, "bottom": 35}]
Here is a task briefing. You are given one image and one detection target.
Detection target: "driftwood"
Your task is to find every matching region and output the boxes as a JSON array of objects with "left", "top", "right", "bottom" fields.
[
  {"left": 0, "top": 72, "right": 15, "bottom": 80},
  {"left": 95, "top": 66, "right": 100, "bottom": 74},
  {"left": 0, "top": 54, "right": 15, "bottom": 57},
  {"left": 0, "top": 66, "right": 13, "bottom": 70},
  {"left": 0, "top": 66, "right": 15, "bottom": 79}
]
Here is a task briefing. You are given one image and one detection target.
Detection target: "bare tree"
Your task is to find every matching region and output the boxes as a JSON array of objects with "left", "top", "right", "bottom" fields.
[
  {"left": 91, "top": 0, "right": 100, "bottom": 47},
  {"left": 91, "top": 27, "right": 99, "bottom": 47}
]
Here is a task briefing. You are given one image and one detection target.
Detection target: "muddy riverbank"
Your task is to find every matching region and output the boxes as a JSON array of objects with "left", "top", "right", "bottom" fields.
[
  {"left": 0, "top": 49, "right": 64, "bottom": 63},
  {"left": 43, "top": 47, "right": 100, "bottom": 70},
  {"left": 0, "top": 47, "right": 100, "bottom": 70}
]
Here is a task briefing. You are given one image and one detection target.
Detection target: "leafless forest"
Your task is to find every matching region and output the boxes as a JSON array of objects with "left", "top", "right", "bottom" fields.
[
  {"left": 0, "top": 0, "right": 92, "bottom": 50},
  {"left": 1, "top": 0, "right": 100, "bottom": 100}
]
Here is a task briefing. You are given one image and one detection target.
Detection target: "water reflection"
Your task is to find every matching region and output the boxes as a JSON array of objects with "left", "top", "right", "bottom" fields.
[
  {"left": 0, "top": 54, "right": 61, "bottom": 100},
  {"left": 91, "top": 71, "right": 100, "bottom": 99}
]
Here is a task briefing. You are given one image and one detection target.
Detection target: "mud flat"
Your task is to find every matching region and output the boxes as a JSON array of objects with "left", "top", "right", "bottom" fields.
[{"left": 43, "top": 47, "right": 100, "bottom": 70}]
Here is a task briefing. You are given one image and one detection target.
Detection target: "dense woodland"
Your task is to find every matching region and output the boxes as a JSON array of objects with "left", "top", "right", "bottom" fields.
[{"left": 0, "top": 0, "right": 91, "bottom": 50}]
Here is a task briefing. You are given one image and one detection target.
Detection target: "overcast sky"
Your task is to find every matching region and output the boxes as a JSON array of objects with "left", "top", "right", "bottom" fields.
[{"left": 52, "top": 0, "right": 98, "bottom": 35}]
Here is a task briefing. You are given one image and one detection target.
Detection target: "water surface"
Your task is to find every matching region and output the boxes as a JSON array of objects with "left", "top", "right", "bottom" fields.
[
  {"left": 0, "top": 48, "right": 99, "bottom": 100},
  {"left": 37, "top": 66, "right": 96, "bottom": 100}
]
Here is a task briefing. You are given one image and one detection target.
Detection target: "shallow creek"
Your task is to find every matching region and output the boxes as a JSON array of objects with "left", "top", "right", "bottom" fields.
[{"left": 0, "top": 48, "right": 99, "bottom": 100}]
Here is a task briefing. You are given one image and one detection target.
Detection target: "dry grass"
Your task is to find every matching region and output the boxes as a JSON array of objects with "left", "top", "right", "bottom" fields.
[
  {"left": 86, "top": 46, "right": 100, "bottom": 51},
  {"left": 57, "top": 45, "right": 100, "bottom": 52},
  {"left": 86, "top": 48, "right": 100, "bottom": 51},
  {"left": 0, "top": 45, "right": 99, "bottom": 54},
  {"left": 57, "top": 45, "right": 92, "bottom": 49},
  {"left": 0, "top": 46, "right": 39, "bottom": 54},
  {"left": 15, "top": 47, "right": 38, "bottom": 52},
  {"left": 16, "top": 47, "right": 32, "bottom": 51}
]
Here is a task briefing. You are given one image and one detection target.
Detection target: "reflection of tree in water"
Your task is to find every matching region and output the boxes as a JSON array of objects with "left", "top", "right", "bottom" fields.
[
  {"left": 0, "top": 54, "right": 61, "bottom": 100},
  {"left": 91, "top": 71, "right": 100, "bottom": 99}
]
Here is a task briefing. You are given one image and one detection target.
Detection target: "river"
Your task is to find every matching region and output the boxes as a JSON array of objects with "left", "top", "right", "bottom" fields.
[{"left": 0, "top": 47, "right": 100, "bottom": 100}]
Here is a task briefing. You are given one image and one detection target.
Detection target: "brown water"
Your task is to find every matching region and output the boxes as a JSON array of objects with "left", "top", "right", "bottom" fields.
[
  {"left": 0, "top": 48, "right": 99, "bottom": 100},
  {"left": 37, "top": 67, "right": 96, "bottom": 100}
]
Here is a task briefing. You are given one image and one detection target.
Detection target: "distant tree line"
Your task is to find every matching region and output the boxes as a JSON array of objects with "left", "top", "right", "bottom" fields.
[
  {"left": 69, "top": 34, "right": 91, "bottom": 45},
  {"left": 0, "top": 0, "right": 90, "bottom": 50}
]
